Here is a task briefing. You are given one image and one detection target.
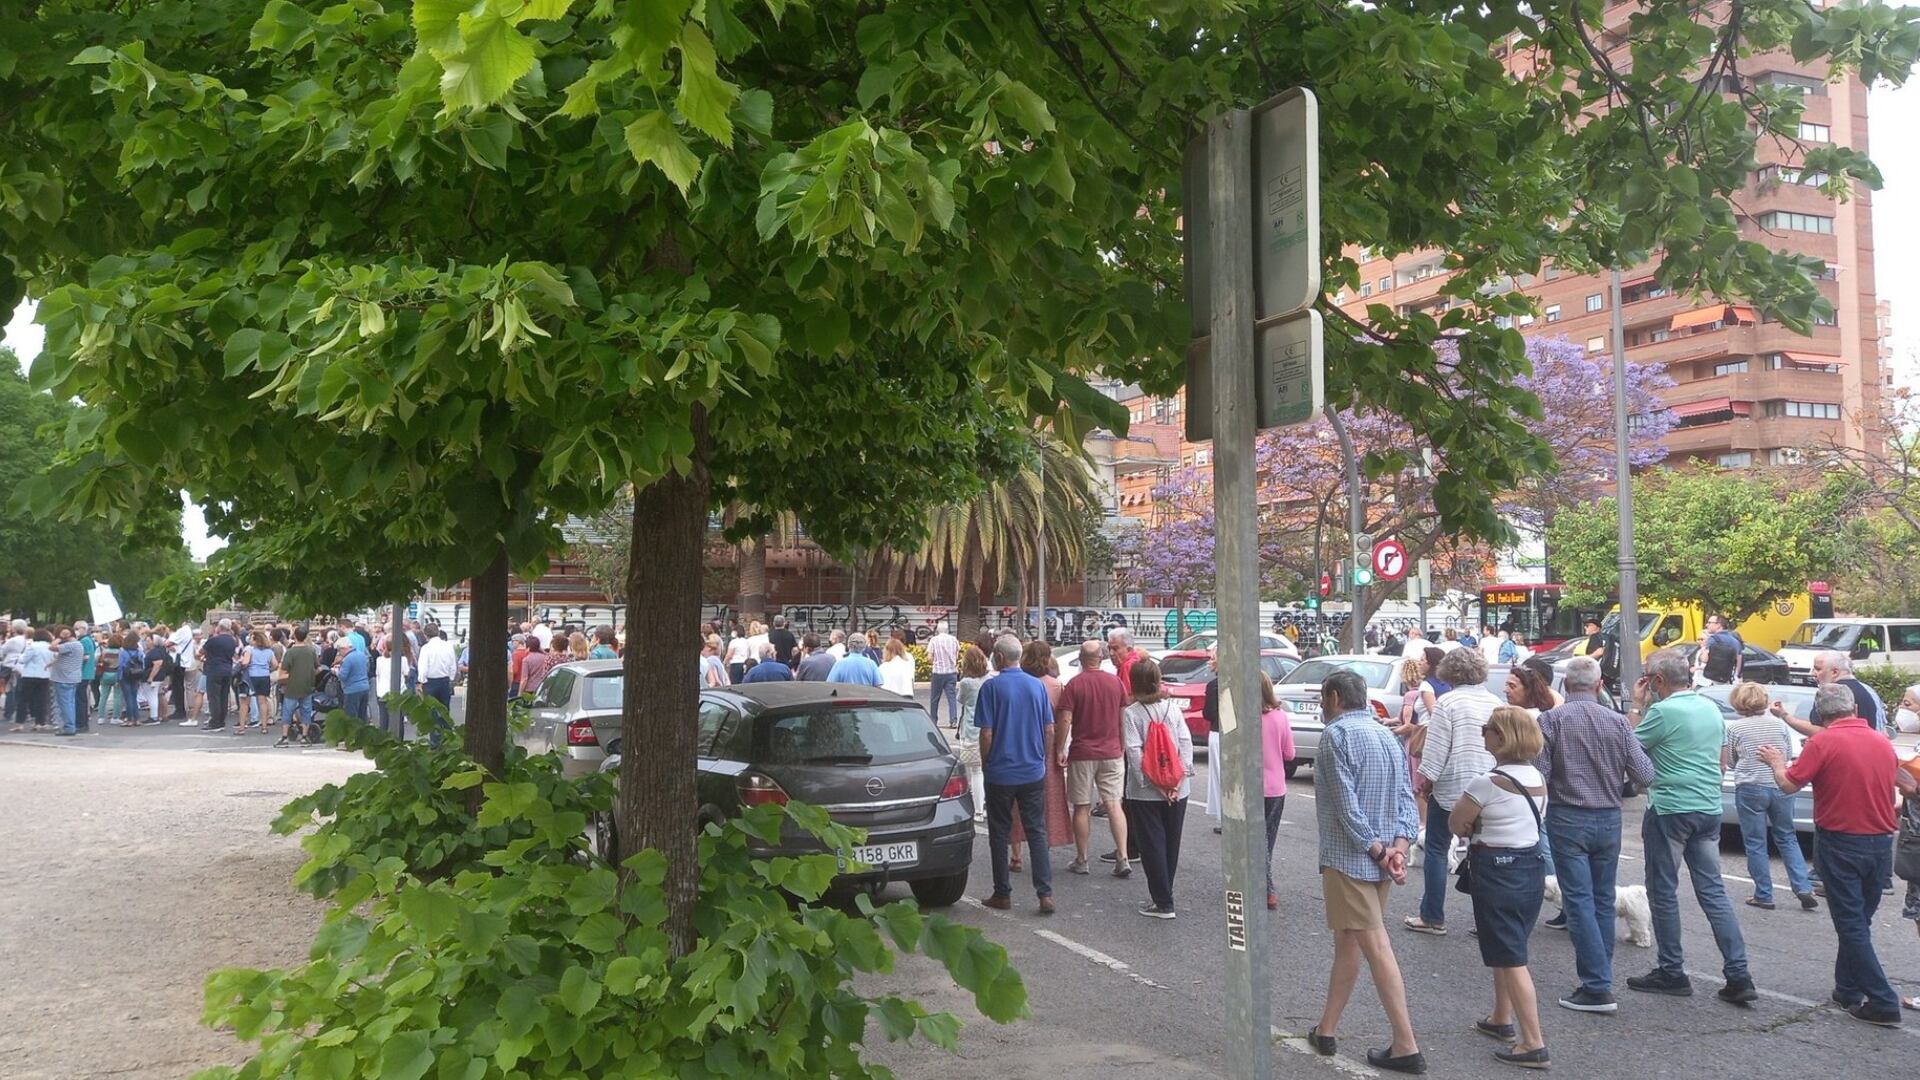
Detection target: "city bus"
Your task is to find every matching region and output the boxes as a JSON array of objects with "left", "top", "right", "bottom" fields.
[{"left": 1478, "top": 583, "right": 1605, "bottom": 650}]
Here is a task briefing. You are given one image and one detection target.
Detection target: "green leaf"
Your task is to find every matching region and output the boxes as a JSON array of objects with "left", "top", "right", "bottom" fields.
[
  {"left": 623, "top": 110, "right": 701, "bottom": 193},
  {"left": 556, "top": 965, "right": 603, "bottom": 1016},
  {"left": 460, "top": 112, "right": 514, "bottom": 170},
  {"left": 996, "top": 78, "right": 1055, "bottom": 134},
  {"left": 378, "top": 1030, "right": 435, "bottom": 1080},
  {"left": 438, "top": 9, "right": 537, "bottom": 113},
  {"left": 70, "top": 45, "right": 116, "bottom": 65},
  {"left": 676, "top": 24, "right": 737, "bottom": 144},
  {"left": 604, "top": 955, "right": 649, "bottom": 994},
  {"left": 223, "top": 329, "right": 265, "bottom": 376},
  {"left": 733, "top": 88, "right": 774, "bottom": 137},
  {"left": 411, "top": 0, "right": 467, "bottom": 54},
  {"left": 571, "top": 911, "right": 624, "bottom": 951}
]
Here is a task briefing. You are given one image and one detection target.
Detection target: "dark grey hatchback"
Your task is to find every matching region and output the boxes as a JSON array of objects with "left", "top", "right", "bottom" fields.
[{"left": 596, "top": 682, "right": 975, "bottom": 907}]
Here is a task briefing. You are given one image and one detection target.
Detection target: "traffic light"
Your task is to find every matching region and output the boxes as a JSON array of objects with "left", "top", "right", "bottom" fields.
[
  {"left": 1305, "top": 596, "right": 1320, "bottom": 610},
  {"left": 1352, "top": 564, "right": 1374, "bottom": 587}
]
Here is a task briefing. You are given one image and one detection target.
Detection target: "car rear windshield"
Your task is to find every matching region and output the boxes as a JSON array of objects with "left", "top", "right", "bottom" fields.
[
  {"left": 584, "top": 673, "right": 623, "bottom": 710},
  {"left": 1159, "top": 656, "right": 1212, "bottom": 684},
  {"left": 1787, "top": 623, "right": 1861, "bottom": 649},
  {"left": 758, "top": 706, "right": 947, "bottom": 766},
  {"left": 1284, "top": 658, "right": 1394, "bottom": 689}
]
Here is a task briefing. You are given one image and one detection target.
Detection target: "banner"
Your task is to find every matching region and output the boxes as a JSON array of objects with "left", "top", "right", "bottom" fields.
[{"left": 87, "top": 581, "right": 123, "bottom": 626}]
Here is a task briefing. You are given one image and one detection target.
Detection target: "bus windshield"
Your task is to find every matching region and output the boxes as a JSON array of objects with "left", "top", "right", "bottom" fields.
[{"left": 1482, "top": 587, "right": 1594, "bottom": 645}]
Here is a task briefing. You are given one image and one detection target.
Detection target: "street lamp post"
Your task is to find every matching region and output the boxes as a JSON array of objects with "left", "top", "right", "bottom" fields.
[{"left": 1609, "top": 268, "right": 1643, "bottom": 697}]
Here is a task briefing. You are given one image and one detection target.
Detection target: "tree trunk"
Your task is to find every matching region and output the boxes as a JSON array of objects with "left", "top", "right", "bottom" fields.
[
  {"left": 621, "top": 410, "right": 710, "bottom": 958},
  {"left": 464, "top": 545, "right": 510, "bottom": 781},
  {"left": 737, "top": 534, "right": 768, "bottom": 625},
  {"left": 956, "top": 585, "right": 981, "bottom": 642}
]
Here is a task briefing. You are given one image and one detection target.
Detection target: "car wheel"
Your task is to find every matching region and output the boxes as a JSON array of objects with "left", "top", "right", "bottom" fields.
[
  {"left": 590, "top": 809, "right": 621, "bottom": 865},
  {"left": 1284, "top": 760, "right": 1300, "bottom": 779},
  {"left": 909, "top": 871, "right": 969, "bottom": 909}
]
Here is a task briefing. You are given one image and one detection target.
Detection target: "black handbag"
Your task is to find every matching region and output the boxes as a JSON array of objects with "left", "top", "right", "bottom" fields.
[
  {"left": 1454, "top": 768, "right": 1544, "bottom": 895},
  {"left": 1896, "top": 803, "right": 1920, "bottom": 884}
]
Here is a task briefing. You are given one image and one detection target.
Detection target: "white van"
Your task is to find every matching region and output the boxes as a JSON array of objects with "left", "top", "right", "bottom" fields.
[{"left": 1777, "top": 618, "right": 1920, "bottom": 684}]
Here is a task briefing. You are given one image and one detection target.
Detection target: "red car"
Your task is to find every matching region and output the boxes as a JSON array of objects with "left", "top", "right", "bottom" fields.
[{"left": 1156, "top": 650, "right": 1302, "bottom": 746}]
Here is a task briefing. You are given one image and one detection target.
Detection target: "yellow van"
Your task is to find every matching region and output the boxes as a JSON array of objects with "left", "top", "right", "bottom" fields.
[{"left": 1599, "top": 594, "right": 1811, "bottom": 661}]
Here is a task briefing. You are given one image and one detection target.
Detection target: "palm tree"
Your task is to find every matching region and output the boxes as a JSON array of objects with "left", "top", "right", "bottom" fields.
[{"left": 878, "top": 436, "right": 1099, "bottom": 640}]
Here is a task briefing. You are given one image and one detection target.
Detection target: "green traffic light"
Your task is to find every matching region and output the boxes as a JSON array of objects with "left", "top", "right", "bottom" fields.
[{"left": 1353, "top": 568, "right": 1374, "bottom": 586}]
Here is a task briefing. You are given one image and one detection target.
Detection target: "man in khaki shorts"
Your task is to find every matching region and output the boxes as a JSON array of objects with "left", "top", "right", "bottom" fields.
[
  {"left": 1053, "top": 639, "right": 1131, "bottom": 877},
  {"left": 1309, "top": 670, "right": 1427, "bottom": 1075}
]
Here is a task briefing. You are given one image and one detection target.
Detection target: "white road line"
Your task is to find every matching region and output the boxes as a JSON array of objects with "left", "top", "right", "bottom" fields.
[
  {"left": 960, "top": 897, "right": 1171, "bottom": 991},
  {"left": 1615, "top": 849, "right": 1757, "bottom": 885},
  {"left": 1682, "top": 969, "right": 1920, "bottom": 1038},
  {"left": 1272, "top": 1028, "right": 1379, "bottom": 1077}
]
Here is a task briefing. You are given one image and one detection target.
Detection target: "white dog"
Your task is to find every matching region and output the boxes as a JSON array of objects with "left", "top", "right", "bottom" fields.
[{"left": 1544, "top": 875, "right": 1654, "bottom": 948}]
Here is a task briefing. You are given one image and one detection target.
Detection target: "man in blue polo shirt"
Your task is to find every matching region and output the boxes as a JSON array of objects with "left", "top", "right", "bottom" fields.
[
  {"left": 975, "top": 634, "right": 1056, "bottom": 915},
  {"left": 826, "top": 632, "right": 882, "bottom": 686}
]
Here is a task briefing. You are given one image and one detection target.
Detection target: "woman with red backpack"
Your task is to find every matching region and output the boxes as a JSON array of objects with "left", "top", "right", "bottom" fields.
[{"left": 1123, "top": 657, "right": 1194, "bottom": 920}]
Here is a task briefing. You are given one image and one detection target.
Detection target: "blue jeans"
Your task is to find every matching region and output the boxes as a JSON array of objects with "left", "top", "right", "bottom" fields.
[
  {"left": 344, "top": 689, "right": 369, "bottom": 723},
  {"left": 1642, "top": 809, "right": 1749, "bottom": 981},
  {"left": 928, "top": 672, "right": 958, "bottom": 726},
  {"left": 1814, "top": 829, "right": 1898, "bottom": 1015},
  {"left": 281, "top": 692, "right": 316, "bottom": 733},
  {"left": 1546, "top": 804, "right": 1622, "bottom": 994},
  {"left": 986, "top": 780, "right": 1054, "bottom": 901},
  {"left": 1419, "top": 796, "right": 1452, "bottom": 926},
  {"left": 53, "top": 681, "right": 78, "bottom": 733},
  {"left": 1735, "top": 783, "right": 1813, "bottom": 902}
]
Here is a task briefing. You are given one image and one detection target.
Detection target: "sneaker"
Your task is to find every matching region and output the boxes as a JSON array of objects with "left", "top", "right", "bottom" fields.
[
  {"left": 1846, "top": 1002, "right": 1902, "bottom": 1028},
  {"left": 1797, "top": 892, "right": 1819, "bottom": 911},
  {"left": 1831, "top": 989, "right": 1865, "bottom": 1009},
  {"left": 1112, "top": 861, "right": 1132, "bottom": 878},
  {"left": 1493, "top": 1046, "right": 1551, "bottom": 1069},
  {"left": 54, "top": 730, "right": 75, "bottom": 737},
  {"left": 1544, "top": 910, "right": 1568, "bottom": 930},
  {"left": 1137, "top": 905, "right": 1176, "bottom": 920},
  {"left": 178, "top": 718, "right": 198, "bottom": 726},
  {"left": 1627, "top": 970, "right": 1694, "bottom": 997},
  {"left": 1558, "top": 988, "right": 1619, "bottom": 1014},
  {"left": 273, "top": 737, "right": 292, "bottom": 748},
  {"left": 1100, "top": 851, "right": 1120, "bottom": 863},
  {"left": 1716, "top": 979, "right": 1758, "bottom": 1005},
  {"left": 1068, "top": 858, "right": 1090, "bottom": 875}
]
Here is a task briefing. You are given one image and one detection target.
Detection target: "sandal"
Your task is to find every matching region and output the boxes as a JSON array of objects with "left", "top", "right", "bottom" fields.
[
  {"left": 1402, "top": 916, "right": 1447, "bottom": 936},
  {"left": 1904, "top": 996, "right": 1919, "bottom": 1012}
]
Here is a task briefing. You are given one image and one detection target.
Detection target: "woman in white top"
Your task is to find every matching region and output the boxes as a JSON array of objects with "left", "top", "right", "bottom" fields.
[
  {"left": 879, "top": 638, "right": 917, "bottom": 697},
  {"left": 1720, "top": 681, "right": 1815, "bottom": 909},
  {"left": 1449, "top": 706, "right": 1550, "bottom": 1069},
  {"left": 723, "top": 630, "right": 753, "bottom": 684},
  {"left": 1409, "top": 647, "right": 1500, "bottom": 935}
]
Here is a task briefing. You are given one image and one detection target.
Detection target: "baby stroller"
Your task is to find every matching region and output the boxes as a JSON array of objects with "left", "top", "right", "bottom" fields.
[{"left": 300, "top": 668, "right": 342, "bottom": 745}]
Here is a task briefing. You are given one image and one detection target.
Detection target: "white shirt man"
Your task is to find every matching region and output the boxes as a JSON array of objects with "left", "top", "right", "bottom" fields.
[
  {"left": 1400, "top": 628, "right": 1428, "bottom": 659},
  {"left": 417, "top": 634, "right": 459, "bottom": 681},
  {"left": 531, "top": 621, "right": 554, "bottom": 650},
  {"left": 826, "top": 630, "right": 848, "bottom": 659}
]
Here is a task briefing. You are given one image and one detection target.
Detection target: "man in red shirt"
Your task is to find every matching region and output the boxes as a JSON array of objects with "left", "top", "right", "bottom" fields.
[
  {"left": 1106, "top": 626, "right": 1138, "bottom": 691},
  {"left": 1758, "top": 684, "right": 1902, "bottom": 1027},
  {"left": 1054, "top": 639, "right": 1130, "bottom": 877}
]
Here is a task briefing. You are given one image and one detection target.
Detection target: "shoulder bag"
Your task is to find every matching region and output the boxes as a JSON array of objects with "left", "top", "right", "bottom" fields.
[{"left": 1454, "top": 767, "right": 1544, "bottom": 895}]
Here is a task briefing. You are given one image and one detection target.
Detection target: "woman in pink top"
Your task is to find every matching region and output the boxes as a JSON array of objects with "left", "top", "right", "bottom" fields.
[{"left": 1260, "top": 671, "right": 1297, "bottom": 910}]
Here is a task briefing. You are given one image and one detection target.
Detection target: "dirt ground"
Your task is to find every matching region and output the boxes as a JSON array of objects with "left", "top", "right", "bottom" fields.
[{"left": 0, "top": 741, "right": 367, "bottom": 1080}]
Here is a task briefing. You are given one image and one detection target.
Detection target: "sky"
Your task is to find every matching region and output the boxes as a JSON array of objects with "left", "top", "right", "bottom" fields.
[{"left": 8, "top": 80, "right": 1920, "bottom": 562}]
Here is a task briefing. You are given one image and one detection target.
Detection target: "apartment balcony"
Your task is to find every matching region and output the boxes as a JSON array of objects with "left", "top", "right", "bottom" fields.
[
  {"left": 1752, "top": 416, "right": 1845, "bottom": 450},
  {"left": 1625, "top": 322, "right": 1843, "bottom": 367},
  {"left": 1663, "top": 420, "right": 1759, "bottom": 456},
  {"left": 1663, "top": 366, "right": 1848, "bottom": 405}
]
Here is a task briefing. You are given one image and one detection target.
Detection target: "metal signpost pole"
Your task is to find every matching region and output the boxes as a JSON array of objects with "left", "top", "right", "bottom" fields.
[
  {"left": 1035, "top": 436, "right": 1047, "bottom": 644},
  {"left": 1609, "top": 267, "right": 1643, "bottom": 698},
  {"left": 1327, "top": 404, "right": 1367, "bottom": 653},
  {"left": 1204, "top": 107, "right": 1272, "bottom": 1080}
]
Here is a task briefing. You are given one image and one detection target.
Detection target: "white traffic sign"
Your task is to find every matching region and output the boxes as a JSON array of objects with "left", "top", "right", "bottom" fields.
[
  {"left": 1255, "top": 308, "right": 1323, "bottom": 429},
  {"left": 1252, "top": 88, "right": 1320, "bottom": 320},
  {"left": 1371, "top": 538, "right": 1409, "bottom": 581}
]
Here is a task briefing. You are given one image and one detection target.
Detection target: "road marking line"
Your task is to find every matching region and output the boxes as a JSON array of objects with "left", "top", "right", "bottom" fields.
[
  {"left": 1615, "top": 849, "right": 1755, "bottom": 885},
  {"left": 960, "top": 898, "right": 1171, "bottom": 991},
  {"left": 1681, "top": 969, "right": 1920, "bottom": 1039},
  {"left": 1272, "top": 1028, "right": 1379, "bottom": 1077}
]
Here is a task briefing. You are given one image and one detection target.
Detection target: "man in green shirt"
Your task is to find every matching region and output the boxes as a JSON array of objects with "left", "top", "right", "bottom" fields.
[
  {"left": 276, "top": 626, "right": 321, "bottom": 747},
  {"left": 1628, "top": 650, "right": 1756, "bottom": 1004}
]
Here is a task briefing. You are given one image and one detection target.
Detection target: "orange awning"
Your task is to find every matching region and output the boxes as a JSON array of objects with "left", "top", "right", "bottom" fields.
[
  {"left": 1782, "top": 351, "right": 1845, "bottom": 367},
  {"left": 1728, "top": 306, "right": 1758, "bottom": 325},
  {"left": 1670, "top": 306, "right": 1730, "bottom": 331},
  {"left": 1672, "top": 397, "right": 1751, "bottom": 419}
]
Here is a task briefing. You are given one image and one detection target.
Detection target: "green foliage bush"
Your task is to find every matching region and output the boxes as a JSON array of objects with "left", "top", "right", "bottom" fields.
[
  {"left": 1853, "top": 664, "right": 1916, "bottom": 712},
  {"left": 201, "top": 790, "right": 1026, "bottom": 1080},
  {"left": 910, "top": 643, "right": 931, "bottom": 683},
  {"left": 272, "top": 696, "right": 610, "bottom": 899}
]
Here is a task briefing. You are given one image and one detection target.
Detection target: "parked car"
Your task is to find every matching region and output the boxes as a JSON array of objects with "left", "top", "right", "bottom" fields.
[
  {"left": 1778, "top": 618, "right": 1920, "bottom": 684},
  {"left": 1671, "top": 642, "right": 1793, "bottom": 684},
  {"left": 1272, "top": 655, "right": 1407, "bottom": 777},
  {"left": 514, "top": 659, "right": 625, "bottom": 777},
  {"left": 594, "top": 683, "right": 975, "bottom": 907},
  {"left": 1153, "top": 628, "right": 1301, "bottom": 661},
  {"left": 1156, "top": 649, "right": 1302, "bottom": 745}
]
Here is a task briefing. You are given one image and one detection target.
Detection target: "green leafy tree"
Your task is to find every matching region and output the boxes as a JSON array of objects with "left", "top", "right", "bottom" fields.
[
  {"left": 8, "top": 0, "right": 1917, "bottom": 957},
  {"left": 0, "top": 352, "right": 190, "bottom": 620},
  {"left": 1546, "top": 467, "right": 1853, "bottom": 624}
]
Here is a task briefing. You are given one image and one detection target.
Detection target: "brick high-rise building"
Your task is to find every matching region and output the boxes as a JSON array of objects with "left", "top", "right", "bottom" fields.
[{"left": 1334, "top": 15, "right": 1882, "bottom": 468}]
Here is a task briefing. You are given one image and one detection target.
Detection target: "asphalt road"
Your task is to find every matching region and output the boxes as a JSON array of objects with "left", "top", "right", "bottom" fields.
[{"left": 864, "top": 757, "right": 1920, "bottom": 1079}]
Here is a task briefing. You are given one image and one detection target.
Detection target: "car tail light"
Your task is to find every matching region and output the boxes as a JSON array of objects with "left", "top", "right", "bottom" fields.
[
  {"left": 566, "top": 719, "right": 598, "bottom": 746},
  {"left": 736, "top": 771, "right": 790, "bottom": 807},
  {"left": 1371, "top": 699, "right": 1389, "bottom": 720},
  {"left": 940, "top": 767, "right": 968, "bottom": 800}
]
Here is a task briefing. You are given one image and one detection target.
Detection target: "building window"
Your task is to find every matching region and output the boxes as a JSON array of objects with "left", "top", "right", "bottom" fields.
[
  {"left": 1516, "top": 313, "right": 1535, "bottom": 327},
  {"left": 1797, "top": 121, "right": 1831, "bottom": 142},
  {"left": 1713, "top": 360, "right": 1749, "bottom": 375},
  {"left": 1716, "top": 452, "right": 1753, "bottom": 468},
  {"left": 1770, "top": 447, "right": 1807, "bottom": 465},
  {"left": 1768, "top": 400, "right": 1841, "bottom": 420},
  {"left": 1761, "top": 72, "right": 1827, "bottom": 96},
  {"left": 1622, "top": 281, "right": 1670, "bottom": 304},
  {"left": 1360, "top": 283, "right": 1373, "bottom": 298},
  {"left": 1758, "top": 164, "right": 1830, "bottom": 187},
  {"left": 1544, "top": 304, "right": 1561, "bottom": 323},
  {"left": 1755, "top": 210, "right": 1835, "bottom": 234},
  {"left": 1586, "top": 293, "right": 1604, "bottom": 312},
  {"left": 1378, "top": 276, "right": 1392, "bottom": 293},
  {"left": 1334, "top": 289, "right": 1348, "bottom": 304},
  {"left": 1194, "top": 448, "right": 1212, "bottom": 466},
  {"left": 1545, "top": 266, "right": 1560, "bottom": 281},
  {"left": 1813, "top": 310, "right": 1838, "bottom": 326},
  {"left": 1586, "top": 336, "right": 1606, "bottom": 353}
]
